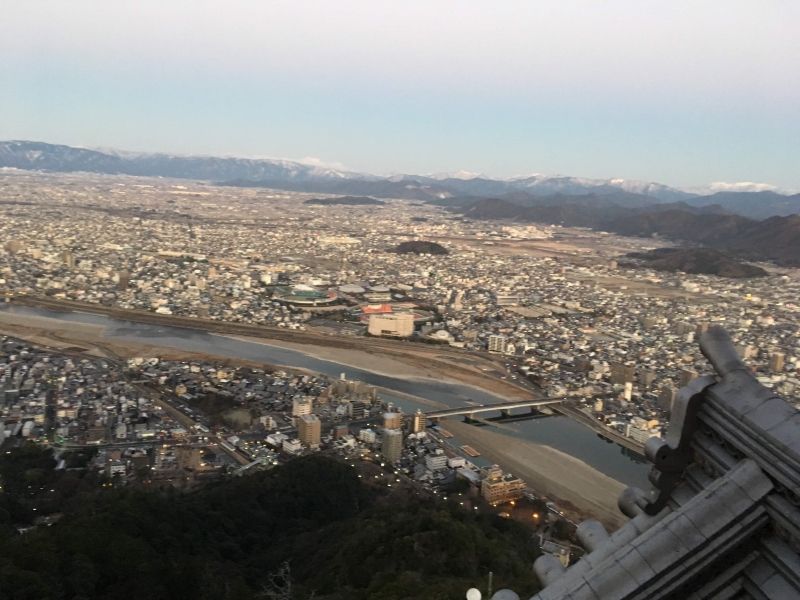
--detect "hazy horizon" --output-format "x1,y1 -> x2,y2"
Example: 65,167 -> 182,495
2,1 -> 799,190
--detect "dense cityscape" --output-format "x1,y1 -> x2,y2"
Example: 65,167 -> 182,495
2,2 -> 798,597
1,168 -> 799,597
2,171 -> 798,438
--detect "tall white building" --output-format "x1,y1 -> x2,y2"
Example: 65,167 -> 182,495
488,334 -> 507,354
411,409 -> 426,433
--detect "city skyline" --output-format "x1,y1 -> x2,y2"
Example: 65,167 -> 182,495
2,1 -> 799,190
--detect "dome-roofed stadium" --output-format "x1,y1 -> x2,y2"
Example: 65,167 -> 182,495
272,285 -> 340,306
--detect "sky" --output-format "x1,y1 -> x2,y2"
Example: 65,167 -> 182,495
1,1 -> 799,190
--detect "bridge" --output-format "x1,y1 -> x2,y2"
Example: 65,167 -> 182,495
425,398 -> 564,419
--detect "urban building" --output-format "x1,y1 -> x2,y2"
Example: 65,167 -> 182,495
425,452 -> 448,471
610,362 -> 635,385
770,351 -> 785,373
659,385 -> 677,413
411,409 -> 426,433
349,401 -> 369,419
495,293 -> 520,306
488,335 -> 507,354
381,428 -> 403,463
292,396 -> 312,417
282,438 -> 303,455
332,424 -> 349,439
359,428 -> 377,444
367,313 -> 414,338
383,411 -> 403,430
481,464 -> 526,505
297,414 -> 321,448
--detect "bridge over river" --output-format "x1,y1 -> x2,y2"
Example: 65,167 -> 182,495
425,397 -> 646,456
424,398 -> 564,419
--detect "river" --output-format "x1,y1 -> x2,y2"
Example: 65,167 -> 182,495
0,304 -> 650,488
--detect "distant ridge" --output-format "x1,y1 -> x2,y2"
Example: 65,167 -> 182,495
456,197 -> 800,266
623,247 -> 768,278
0,140 -> 366,184
2,140 -> 799,219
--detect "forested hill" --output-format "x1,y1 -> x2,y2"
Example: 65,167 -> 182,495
457,197 -> 800,266
0,447 -> 539,600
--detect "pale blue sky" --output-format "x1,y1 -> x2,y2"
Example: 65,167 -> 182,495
1,1 -> 798,189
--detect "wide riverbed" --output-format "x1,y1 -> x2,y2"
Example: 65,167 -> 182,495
0,304 -> 650,489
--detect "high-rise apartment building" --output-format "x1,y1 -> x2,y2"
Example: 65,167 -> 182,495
381,429 -> 403,464
292,396 -> 313,417
383,411 -> 403,430
297,414 -> 321,448
411,409 -> 426,433
488,335 -> 507,354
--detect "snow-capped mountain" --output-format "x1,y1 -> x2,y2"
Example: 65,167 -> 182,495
0,140 -> 370,183
427,170 -> 486,181
507,174 -> 693,202
1,140 -> 796,217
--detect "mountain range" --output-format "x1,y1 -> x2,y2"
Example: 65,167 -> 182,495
458,197 -> 800,266
2,140 -> 799,219
2,140 -> 799,265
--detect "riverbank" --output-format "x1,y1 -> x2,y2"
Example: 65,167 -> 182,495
0,302 -> 531,400
0,303 -> 643,528
444,419 -> 628,529
0,312 -> 292,371
227,334 -> 529,400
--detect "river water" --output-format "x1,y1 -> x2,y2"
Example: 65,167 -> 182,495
0,304 -> 650,487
